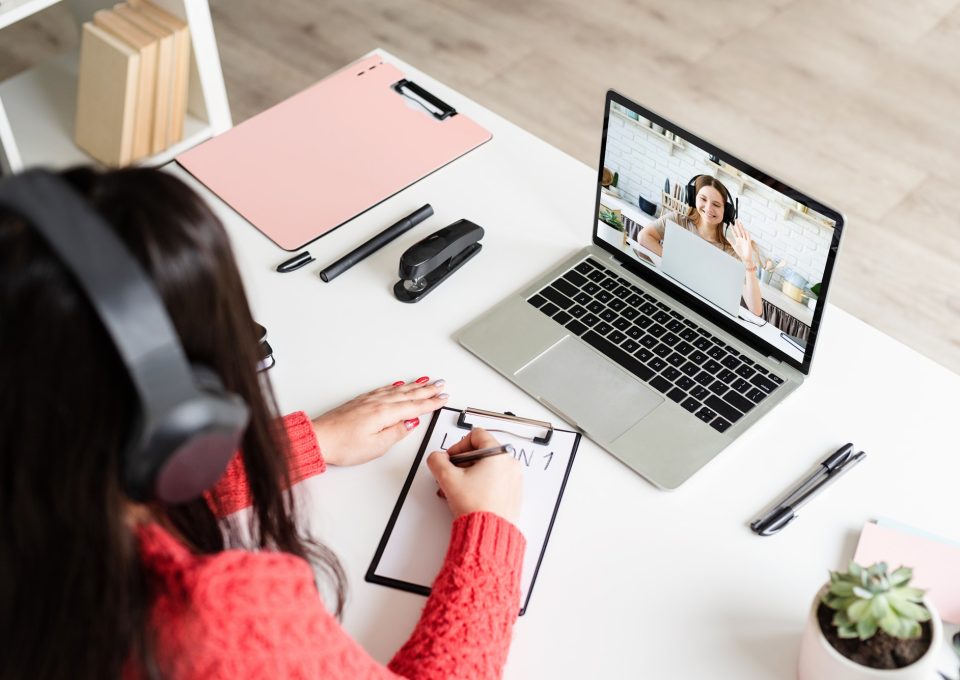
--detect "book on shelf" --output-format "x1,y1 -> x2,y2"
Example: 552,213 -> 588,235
92,9 -> 157,161
74,22 -> 140,167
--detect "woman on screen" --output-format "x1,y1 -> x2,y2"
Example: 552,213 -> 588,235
638,175 -> 763,316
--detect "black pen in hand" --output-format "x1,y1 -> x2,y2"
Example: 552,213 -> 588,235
448,444 -> 515,468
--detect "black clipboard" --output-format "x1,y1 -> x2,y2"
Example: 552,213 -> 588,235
365,406 -> 580,615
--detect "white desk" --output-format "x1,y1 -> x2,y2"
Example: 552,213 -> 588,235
168,50 -> 960,679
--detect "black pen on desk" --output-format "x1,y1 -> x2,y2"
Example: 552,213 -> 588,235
752,451 -> 867,536
449,444 -> 515,468
753,443 -> 853,524
319,204 -> 433,282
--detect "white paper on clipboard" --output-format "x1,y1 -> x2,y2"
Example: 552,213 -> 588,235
366,406 -> 580,615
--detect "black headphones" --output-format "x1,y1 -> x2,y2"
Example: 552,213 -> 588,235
0,170 -> 250,504
685,174 -> 737,226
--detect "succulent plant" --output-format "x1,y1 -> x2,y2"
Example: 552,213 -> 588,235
822,561 -> 930,641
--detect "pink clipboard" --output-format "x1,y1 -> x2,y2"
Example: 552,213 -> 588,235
176,55 -> 492,251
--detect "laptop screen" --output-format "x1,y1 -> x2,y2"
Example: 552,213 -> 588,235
593,91 -> 844,374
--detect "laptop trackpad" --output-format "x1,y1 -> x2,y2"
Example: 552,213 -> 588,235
515,336 -> 663,441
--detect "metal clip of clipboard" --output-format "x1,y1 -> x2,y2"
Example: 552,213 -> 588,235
392,79 -> 457,120
456,407 -> 553,445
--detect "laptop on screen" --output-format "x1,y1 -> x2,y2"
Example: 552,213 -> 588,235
459,90 -> 844,489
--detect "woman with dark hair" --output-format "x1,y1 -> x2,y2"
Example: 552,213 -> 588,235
0,166 -> 524,679
638,174 -> 763,316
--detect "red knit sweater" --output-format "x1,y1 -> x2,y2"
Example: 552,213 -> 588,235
135,412 -> 526,679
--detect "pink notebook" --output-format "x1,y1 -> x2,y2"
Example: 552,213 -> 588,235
177,55 -> 492,251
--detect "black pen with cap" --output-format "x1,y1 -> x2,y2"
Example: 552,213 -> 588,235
751,444 -> 866,536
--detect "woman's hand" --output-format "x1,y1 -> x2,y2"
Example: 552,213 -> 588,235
427,428 -> 523,524
312,378 -> 448,467
730,219 -> 755,265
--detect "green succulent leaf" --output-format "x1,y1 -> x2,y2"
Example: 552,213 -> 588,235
889,567 -> 912,587
848,599 -> 871,622
823,562 -> 928,640
856,617 -> 878,640
889,598 -> 930,622
853,586 -> 873,599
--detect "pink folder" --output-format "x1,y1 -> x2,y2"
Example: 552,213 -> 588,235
176,55 -> 492,251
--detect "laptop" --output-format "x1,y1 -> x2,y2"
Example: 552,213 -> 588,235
458,90 -> 845,489
661,220 -> 745,318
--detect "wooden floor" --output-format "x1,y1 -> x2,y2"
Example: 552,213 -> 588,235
5,0 -> 959,374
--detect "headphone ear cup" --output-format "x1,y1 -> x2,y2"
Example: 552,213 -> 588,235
191,363 -> 226,394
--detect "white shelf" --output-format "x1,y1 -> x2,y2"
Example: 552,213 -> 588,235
611,109 -> 686,154
0,50 -> 213,169
0,0 -> 62,30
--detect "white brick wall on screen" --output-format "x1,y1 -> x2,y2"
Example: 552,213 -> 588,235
604,110 -> 833,290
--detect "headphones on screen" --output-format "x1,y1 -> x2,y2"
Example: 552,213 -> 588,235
685,174 -> 737,226
0,170 -> 250,504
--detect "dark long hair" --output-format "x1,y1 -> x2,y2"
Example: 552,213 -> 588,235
0,167 -> 345,680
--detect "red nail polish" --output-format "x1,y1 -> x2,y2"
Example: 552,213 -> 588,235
391,381 -> 405,387
415,376 -> 429,384
405,418 -> 420,430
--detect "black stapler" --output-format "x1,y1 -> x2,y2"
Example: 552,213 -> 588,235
394,219 -> 484,303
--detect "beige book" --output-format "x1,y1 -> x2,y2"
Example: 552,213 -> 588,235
128,0 -> 190,144
74,22 -> 140,167
113,3 -> 174,154
92,9 -> 158,161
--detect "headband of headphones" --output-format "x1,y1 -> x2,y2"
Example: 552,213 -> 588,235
0,170 -> 249,503
685,174 -> 737,225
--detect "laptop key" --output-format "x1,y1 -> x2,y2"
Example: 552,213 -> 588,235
587,301 -> 604,314
561,269 -> 587,290
595,321 -> 613,336
703,359 -> 723,374
693,337 -> 711,351
613,285 -> 631,299
554,311 -> 572,325
740,356 -> 755,367
750,374 -> 777,394
626,326 -> 643,339
582,331 -> 654,382
635,316 -> 653,329
653,343 -> 672,358
746,388 -> 767,403
705,395 -> 742,424
621,307 -> 640,321
653,310 -> 670,324
580,313 -> 600,327
753,364 -> 769,376
640,302 -> 657,315
710,417 -> 731,433
666,352 -> 685,367
674,341 -> 694,355
542,287 -> 574,309
770,374 -> 784,385
574,291 -> 591,305
600,278 -> 618,291
688,351 -> 708,365
528,294 -> 547,308
667,388 -> 686,403
707,346 -> 726,360
650,375 -> 672,393
587,270 -> 605,283
600,309 -> 617,323
735,364 -> 756,379
661,332 -> 680,346
574,261 -> 594,275
681,397 -> 701,413
627,294 -> 644,307
655,301 -> 669,311
648,324 -> 666,338
608,330 -> 627,345
680,328 -> 698,342
583,282 -> 601,296
718,369 -> 737,383
724,390 -> 754,414
540,302 -> 559,317
613,317 -> 631,331
677,376 -> 695,391
662,366 -> 682,382
565,319 -> 588,336
709,380 -> 729,396
691,386 -> 710,401
596,290 -> 613,303
622,339 -> 640,354
635,347 -> 653,363
568,305 -> 587,319
694,371 -> 714,386
666,319 -> 684,333
553,278 -> 579,297
695,407 -> 718,424
609,299 -> 627,312
732,377 -> 751,393
648,357 -> 667,372
680,362 -> 700,377
639,334 -> 658,348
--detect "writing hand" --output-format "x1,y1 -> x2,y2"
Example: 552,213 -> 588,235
312,378 -> 448,466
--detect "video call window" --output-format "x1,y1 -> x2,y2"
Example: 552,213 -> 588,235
597,101 -> 836,363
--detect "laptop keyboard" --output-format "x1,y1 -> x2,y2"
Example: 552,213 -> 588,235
527,258 -> 784,433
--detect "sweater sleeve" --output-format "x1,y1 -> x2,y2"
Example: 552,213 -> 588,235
387,511 -> 526,680
205,411 -> 325,518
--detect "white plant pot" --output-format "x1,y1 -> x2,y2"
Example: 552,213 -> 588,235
798,586 -> 943,680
